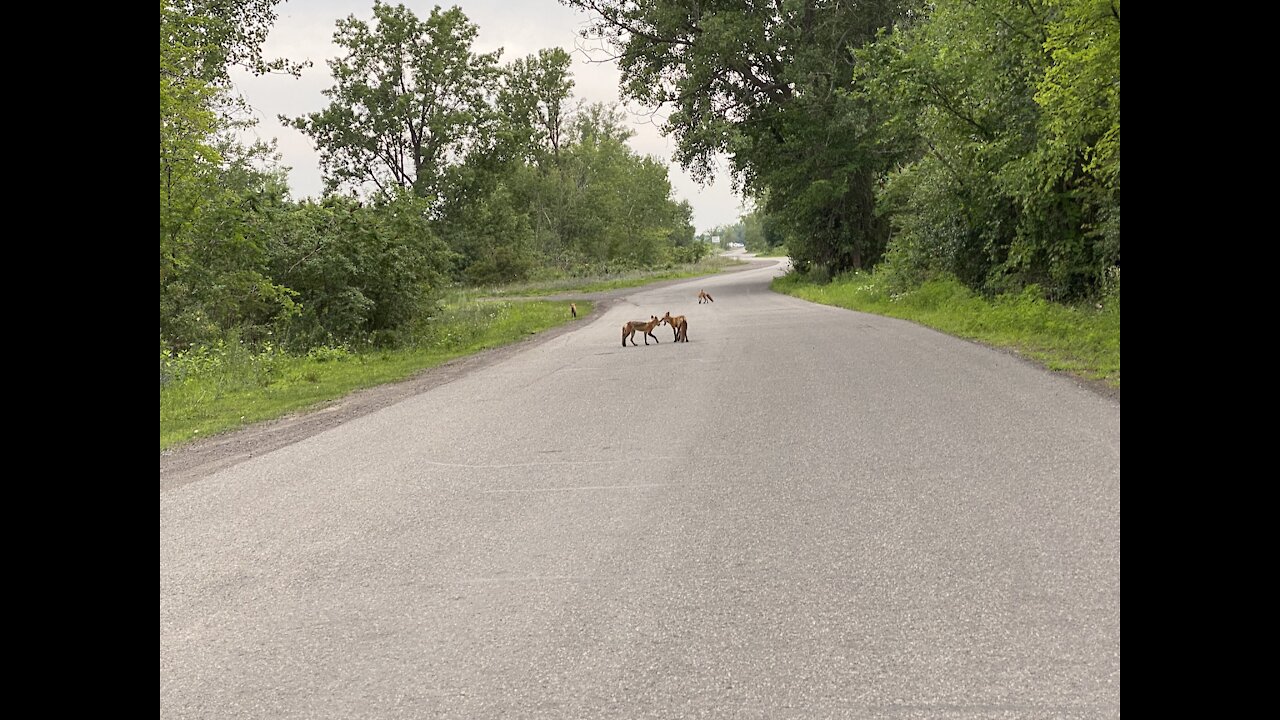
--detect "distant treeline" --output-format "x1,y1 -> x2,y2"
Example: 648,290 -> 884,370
161,1 -> 704,353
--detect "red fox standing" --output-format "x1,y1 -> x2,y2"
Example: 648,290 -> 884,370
622,315 -> 662,347
661,312 -> 688,343
698,290 -> 714,304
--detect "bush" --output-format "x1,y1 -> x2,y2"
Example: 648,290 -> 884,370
159,335 -> 286,390
669,242 -> 712,265
267,195 -> 451,350
805,264 -> 832,285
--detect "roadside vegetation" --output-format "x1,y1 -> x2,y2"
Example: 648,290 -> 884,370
569,0 -> 1120,340
161,1 -> 733,450
570,0 -> 1119,390
161,298 -> 592,450
774,269 -> 1119,388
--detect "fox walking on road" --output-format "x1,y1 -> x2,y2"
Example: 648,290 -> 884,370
623,316 -> 662,347
698,290 -> 714,304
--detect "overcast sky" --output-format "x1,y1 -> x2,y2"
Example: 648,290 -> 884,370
228,0 -> 749,234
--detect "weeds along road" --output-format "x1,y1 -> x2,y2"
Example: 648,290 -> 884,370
160,257 -> 1120,719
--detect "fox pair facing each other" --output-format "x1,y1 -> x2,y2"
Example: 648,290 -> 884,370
622,313 -> 689,346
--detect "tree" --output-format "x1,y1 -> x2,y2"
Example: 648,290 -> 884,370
561,0 -> 917,273
432,48 -> 580,284
499,48 -> 575,161
162,0 -> 306,85
161,0 -> 304,349
859,0 -> 1119,299
739,206 -> 786,254
1035,0 -> 1120,278
160,137 -> 301,349
264,194 -> 453,348
284,2 -> 502,204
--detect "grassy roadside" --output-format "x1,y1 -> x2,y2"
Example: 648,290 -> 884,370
161,253 -> 748,452
772,272 -> 1119,389
160,300 -> 591,451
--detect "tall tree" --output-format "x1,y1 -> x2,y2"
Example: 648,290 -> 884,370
860,0 -> 1119,298
284,2 -> 502,204
561,0 -> 916,273
432,49 -> 576,284
500,48 -> 575,161
161,0 -> 303,348
162,0 -> 306,87
1035,0 -> 1120,276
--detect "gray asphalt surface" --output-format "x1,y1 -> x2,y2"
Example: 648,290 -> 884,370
160,258 -> 1120,719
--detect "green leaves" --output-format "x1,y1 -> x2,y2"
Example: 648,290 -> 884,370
163,0 -> 706,363
858,0 -> 1119,300
563,0 -> 1119,300
564,0 -> 915,273
161,0 -> 304,349
264,195 -> 453,350
285,2 -> 501,204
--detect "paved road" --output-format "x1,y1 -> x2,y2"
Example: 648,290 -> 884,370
160,258 -> 1120,719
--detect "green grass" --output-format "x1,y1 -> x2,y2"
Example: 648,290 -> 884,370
161,254 -> 753,452
472,255 -> 746,297
773,272 -> 1119,388
160,300 -> 591,451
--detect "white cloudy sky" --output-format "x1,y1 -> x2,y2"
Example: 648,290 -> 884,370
228,0 -> 749,234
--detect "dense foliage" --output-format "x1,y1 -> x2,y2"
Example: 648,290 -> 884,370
563,0 -> 1120,301
163,0 -> 1118,359
160,0 -> 702,355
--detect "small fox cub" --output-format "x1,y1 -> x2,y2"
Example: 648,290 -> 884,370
623,316 -> 662,346
698,290 -> 714,304
661,312 -> 688,342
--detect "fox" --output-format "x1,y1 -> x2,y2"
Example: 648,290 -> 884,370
570,302 -> 577,318
661,312 -> 688,343
622,315 -> 662,347
698,290 -> 714,304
